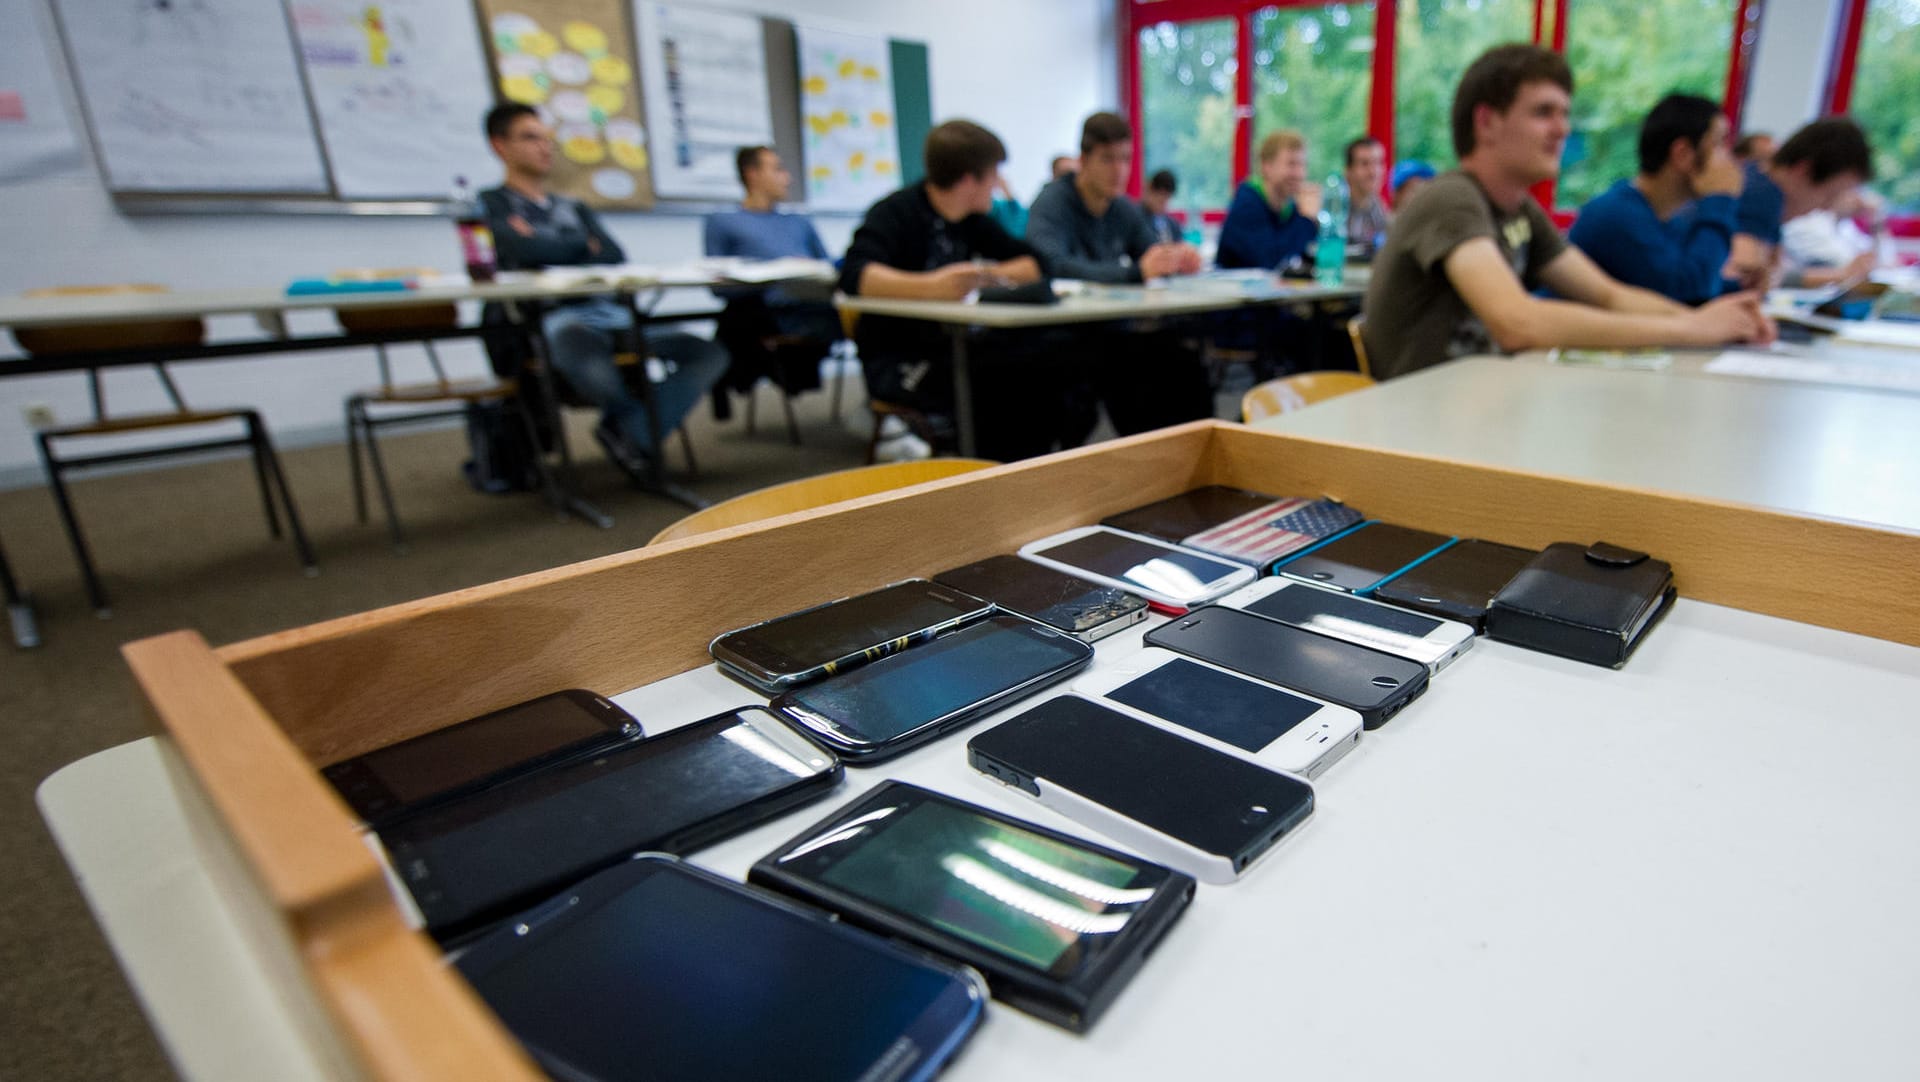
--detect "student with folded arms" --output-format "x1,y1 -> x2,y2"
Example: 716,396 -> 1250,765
1360,44 -> 1773,381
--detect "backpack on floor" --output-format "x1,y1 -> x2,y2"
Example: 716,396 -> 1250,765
461,400 -> 543,494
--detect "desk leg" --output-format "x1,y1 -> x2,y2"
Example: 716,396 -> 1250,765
521,320 -> 614,530
1,538 -> 40,649
622,294 -> 710,514
952,328 -> 977,459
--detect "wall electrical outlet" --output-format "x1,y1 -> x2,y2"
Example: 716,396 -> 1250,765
23,404 -> 56,429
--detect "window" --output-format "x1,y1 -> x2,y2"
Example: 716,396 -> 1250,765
1557,0 -> 1738,207
1251,3 -> 1375,184
1393,0 -> 1533,174
1849,0 -> 1920,213
1136,18 -> 1240,213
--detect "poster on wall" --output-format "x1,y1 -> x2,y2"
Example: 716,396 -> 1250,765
475,0 -> 654,209
0,2 -> 85,184
633,2 -> 772,200
795,25 -> 899,212
288,0 -> 500,199
53,0 -> 329,193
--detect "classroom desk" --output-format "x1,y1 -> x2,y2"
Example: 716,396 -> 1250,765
39,594 -> 1920,1081
1253,355 -> 1920,533
837,278 -> 1366,455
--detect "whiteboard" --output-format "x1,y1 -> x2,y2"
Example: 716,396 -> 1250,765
0,1 -> 86,183
53,0 -> 329,193
633,1 -> 773,200
287,0 -> 499,199
795,25 -> 900,212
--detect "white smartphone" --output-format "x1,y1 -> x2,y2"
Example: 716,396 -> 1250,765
1073,649 -> 1362,780
1017,525 -> 1256,613
1213,577 -> 1476,675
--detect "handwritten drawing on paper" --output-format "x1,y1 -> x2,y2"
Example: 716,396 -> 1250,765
796,26 -> 897,212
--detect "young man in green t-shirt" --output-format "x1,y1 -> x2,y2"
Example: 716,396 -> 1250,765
1361,44 -> 1774,380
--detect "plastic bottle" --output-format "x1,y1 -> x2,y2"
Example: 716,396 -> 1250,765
1315,173 -> 1348,286
451,176 -> 497,282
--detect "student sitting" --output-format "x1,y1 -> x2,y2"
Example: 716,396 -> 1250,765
1027,112 -> 1211,435
480,104 -> 726,483
1360,44 -> 1773,381
1217,130 -> 1321,272
840,120 -> 1084,461
1345,136 -> 1392,260
1391,160 -> 1436,209
1781,189 -> 1886,286
703,146 -> 839,418
1726,118 -> 1875,290
1568,93 -> 1743,305
1141,169 -> 1183,244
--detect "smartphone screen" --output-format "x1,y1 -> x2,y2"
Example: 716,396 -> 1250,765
935,555 -> 1145,637
1375,540 -> 1536,627
457,857 -> 982,1082
770,785 -> 1175,981
1276,522 -> 1455,592
322,690 -> 637,823
380,707 -> 839,937
775,615 -> 1092,753
1028,529 -> 1248,598
1101,486 -> 1284,542
712,580 -> 990,685
1240,583 -> 1449,661
1105,657 -> 1324,754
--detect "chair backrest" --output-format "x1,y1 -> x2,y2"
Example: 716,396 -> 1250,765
1240,371 -> 1376,423
1346,316 -> 1373,378
837,305 -> 860,340
649,458 -> 997,545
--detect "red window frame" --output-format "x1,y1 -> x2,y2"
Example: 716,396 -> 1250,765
1120,0 -> 1759,215
1822,0 -> 1920,237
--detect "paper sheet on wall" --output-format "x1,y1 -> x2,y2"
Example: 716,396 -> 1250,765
633,2 -> 772,200
287,0 -> 499,199
475,0 -> 654,209
0,2 -> 86,183
1704,349 -> 1920,395
53,0 -> 328,193
795,26 -> 899,212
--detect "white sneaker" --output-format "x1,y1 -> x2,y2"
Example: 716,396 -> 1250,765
873,431 -> 932,462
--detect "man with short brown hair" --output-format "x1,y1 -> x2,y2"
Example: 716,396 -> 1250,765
1217,130 -> 1321,271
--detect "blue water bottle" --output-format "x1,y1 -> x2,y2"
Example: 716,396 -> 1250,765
1315,173 -> 1348,286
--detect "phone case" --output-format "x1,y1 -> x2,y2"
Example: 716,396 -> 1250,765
1144,605 -> 1429,729
1180,498 -> 1365,568
709,579 -> 993,693
749,782 -> 1195,1033
1215,578 -> 1477,675
933,555 -> 1148,642
1271,521 -> 1457,594
1373,539 -> 1538,632
1017,527 -> 1257,610
1486,541 -> 1677,668
968,696 -> 1315,885
1100,485 -> 1288,543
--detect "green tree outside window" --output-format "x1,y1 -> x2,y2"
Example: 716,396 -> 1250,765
1852,0 -> 1920,213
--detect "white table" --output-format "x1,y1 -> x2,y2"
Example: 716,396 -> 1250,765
40,596 -> 1920,1080
1257,356 -> 1920,533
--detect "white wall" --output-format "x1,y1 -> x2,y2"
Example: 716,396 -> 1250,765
0,0 -> 1116,484
1742,0 -> 1844,139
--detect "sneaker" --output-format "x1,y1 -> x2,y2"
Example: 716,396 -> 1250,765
873,431 -> 933,462
593,419 -> 656,485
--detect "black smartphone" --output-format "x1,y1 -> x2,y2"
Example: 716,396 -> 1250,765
934,554 -> 1148,642
454,855 -> 987,1082
709,579 -> 994,694
1373,539 -> 1539,631
1100,485 -> 1284,542
376,706 -> 841,940
751,781 -> 1194,1032
1272,521 -> 1457,594
320,689 -> 640,827
771,614 -> 1093,763
1144,605 -> 1428,729
968,695 -> 1316,885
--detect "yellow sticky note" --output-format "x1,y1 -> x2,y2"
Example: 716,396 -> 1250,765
849,151 -> 866,169
563,135 -> 605,164
501,74 -> 546,104
875,159 -> 895,175
562,21 -> 606,54
838,58 -> 857,78
587,85 -> 624,114
609,141 -> 648,171
804,75 -> 828,96
869,111 -> 890,128
591,55 -> 630,85
811,165 -> 832,181
860,65 -> 879,80
521,30 -> 558,58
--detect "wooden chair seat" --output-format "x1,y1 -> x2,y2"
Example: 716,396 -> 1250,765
1241,371 -> 1376,422
650,458 -> 998,545
352,378 -> 517,405
336,303 -> 460,335
15,284 -> 206,356
40,408 -> 253,438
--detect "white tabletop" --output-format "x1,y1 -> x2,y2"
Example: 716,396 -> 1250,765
1256,356 -> 1920,534
40,598 -> 1920,1080
837,278 -> 1364,329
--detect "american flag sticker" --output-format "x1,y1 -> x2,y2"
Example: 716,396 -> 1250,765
1183,499 -> 1363,565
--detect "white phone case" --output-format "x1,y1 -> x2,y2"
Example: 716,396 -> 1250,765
1214,577 -> 1476,674
1016,526 -> 1257,611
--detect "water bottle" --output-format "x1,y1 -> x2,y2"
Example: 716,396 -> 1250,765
451,175 -> 497,282
1315,173 -> 1348,286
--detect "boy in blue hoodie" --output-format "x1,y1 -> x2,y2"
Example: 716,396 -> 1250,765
1217,130 -> 1322,272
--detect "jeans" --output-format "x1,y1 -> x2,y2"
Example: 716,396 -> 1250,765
542,299 -> 728,452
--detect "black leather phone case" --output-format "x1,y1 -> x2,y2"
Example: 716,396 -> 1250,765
1486,542 -> 1677,668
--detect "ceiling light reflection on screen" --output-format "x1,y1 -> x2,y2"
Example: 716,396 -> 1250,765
718,723 -> 821,779
1127,557 -> 1209,597
943,855 -> 1133,936
1303,612 -> 1414,651
978,839 -> 1155,907
778,807 -> 899,862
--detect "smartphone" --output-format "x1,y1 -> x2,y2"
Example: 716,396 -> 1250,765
709,579 -> 993,693
320,689 -> 641,827
1214,578 -> 1476,675
750,781 -> 1195,1032
1272,521 -> 1457,594
454,855 -> 986,1082
1100,485 -> 1286,542
1073,649 -> 1362,780
1017,525 -> 1256,614
375,706 -> 841,939
772,614 -> 1093,763
1144,605 -> 1428,730
969,695 -> 1316,884
1373,539 -> 1538,632
934,554 -> 1148,643
1180,497 -> 1365,569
